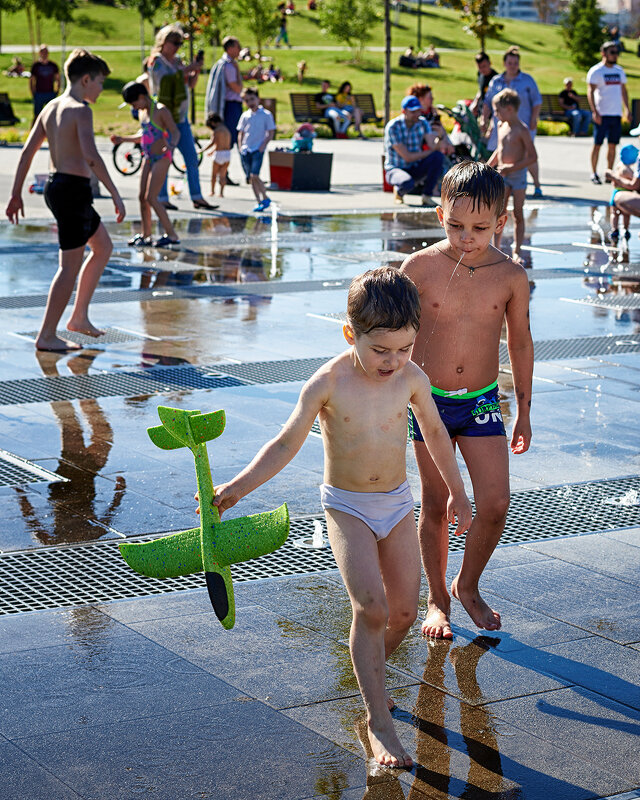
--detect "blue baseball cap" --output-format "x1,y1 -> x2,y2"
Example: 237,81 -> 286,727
620,144 -> 639,165
401,95 -> 422,111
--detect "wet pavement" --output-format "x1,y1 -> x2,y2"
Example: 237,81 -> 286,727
1,138 -> 640,798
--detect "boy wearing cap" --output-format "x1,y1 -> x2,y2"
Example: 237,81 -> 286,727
383,95 -> 445,206
607,143 -> 639,242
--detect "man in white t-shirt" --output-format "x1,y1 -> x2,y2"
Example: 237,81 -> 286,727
587,41 -> 630,184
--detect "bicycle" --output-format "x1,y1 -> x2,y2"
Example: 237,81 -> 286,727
112,136 -> 204,176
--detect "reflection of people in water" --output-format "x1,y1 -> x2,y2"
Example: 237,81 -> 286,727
14,350 -> 125,545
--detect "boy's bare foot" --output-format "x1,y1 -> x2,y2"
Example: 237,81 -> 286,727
368,719 -> 413,769
511,251 -> 525,266
421,600 -> 453,639
35,335 -> 82,352
66,320 -> 105,337
450,577 -> 501,631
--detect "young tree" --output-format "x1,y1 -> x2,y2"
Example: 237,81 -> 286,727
228,0 -> 279,57
440,0 -> 503,51
318,0 -> 380,62
560,0 -> 602,70
121,0 -> 164,65
533,0 -> 559,24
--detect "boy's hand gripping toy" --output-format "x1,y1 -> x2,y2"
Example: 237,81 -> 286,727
118,406 -> 289,629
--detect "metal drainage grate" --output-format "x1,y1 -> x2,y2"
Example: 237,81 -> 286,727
563,295 -> 640,310
217,357 -> 330,385
0,450 -> 67,488
17,327 -> 146,345
528,334 -> 640,360
0,475 -> 639,615
0,368 -> 245,406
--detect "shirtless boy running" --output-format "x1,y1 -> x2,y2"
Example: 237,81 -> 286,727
487,88 -> 537,264
5,48 -> 125,351
401,161 -> 533,640
209,267 -> 472,767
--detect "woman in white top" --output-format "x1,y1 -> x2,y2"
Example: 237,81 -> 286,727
147,24 -> 215,210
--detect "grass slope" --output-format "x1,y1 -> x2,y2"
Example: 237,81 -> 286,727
0,0 -> 638,137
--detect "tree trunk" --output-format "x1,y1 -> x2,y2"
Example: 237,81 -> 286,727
384,0 -> 391,124
25,3 -> 35,61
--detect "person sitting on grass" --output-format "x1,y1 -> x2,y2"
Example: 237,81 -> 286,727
111,81 -> 181,248
201,266 -> 472,767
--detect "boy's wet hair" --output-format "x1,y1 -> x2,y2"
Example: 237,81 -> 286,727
441,161 -> 505,217
206,112 -> 223,128
121,81 -> 148,104
65,48 -> 110,83
347,267 -> 420,336
493,87 -> 520,111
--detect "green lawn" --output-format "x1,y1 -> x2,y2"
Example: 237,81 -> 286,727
1,0 -> 638,138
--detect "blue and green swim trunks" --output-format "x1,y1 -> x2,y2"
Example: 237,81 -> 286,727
408,381 -> 506,440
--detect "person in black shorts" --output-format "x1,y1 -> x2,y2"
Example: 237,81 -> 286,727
5,49 -> 125,351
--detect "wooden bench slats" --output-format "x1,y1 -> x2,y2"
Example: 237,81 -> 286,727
289,92 -> 382,133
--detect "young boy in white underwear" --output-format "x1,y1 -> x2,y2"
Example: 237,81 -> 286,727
203,112 -> 231,197
209,267 -> 472,768
5,48 -> 126,351
400,161 -> 533,640
487,88 -> 537,264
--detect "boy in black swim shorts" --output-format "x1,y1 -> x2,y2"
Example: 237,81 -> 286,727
401,161 -> 533,640
6,48 -> 125,351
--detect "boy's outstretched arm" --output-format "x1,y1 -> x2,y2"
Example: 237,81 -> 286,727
6,116 -> 47,223
76,105 -> 126,223
505,269 -> 534,454
213,373 -> 329,516
410,368 -> 472,535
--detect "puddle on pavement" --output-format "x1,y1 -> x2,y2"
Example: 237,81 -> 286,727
1,204 -> 640,551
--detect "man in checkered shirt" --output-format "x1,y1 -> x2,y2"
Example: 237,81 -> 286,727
384,95 -> 446,205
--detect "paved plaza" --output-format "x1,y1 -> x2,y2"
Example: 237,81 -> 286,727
0,135 -> 639,799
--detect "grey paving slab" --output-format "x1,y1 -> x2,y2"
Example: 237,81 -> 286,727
480,559 -> 640,645
387,630 -> 569,706
603,527 -> 640,548
99,587 -> 211,624
522,532 -> 640,587
489,686 -> 640,787
0,619 -> 240,739
284,684 -> 627,800
13,701 -> 366,800
0,605 -> 120,654
129,604 -> 418,710
0,740 -> 82,800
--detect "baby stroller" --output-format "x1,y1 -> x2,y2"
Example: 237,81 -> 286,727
437,100 -> 490,163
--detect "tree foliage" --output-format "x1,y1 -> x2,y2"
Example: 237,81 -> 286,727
560,0 -> 602,70
439,0 -> 503,51
318,0 -> 380,61
227,0 -> 279,56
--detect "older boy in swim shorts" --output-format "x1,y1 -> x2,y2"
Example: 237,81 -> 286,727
209,267 -> 472,768
401,161 -> 533,640
487,88 -> 537,264
6,48 -> 125,351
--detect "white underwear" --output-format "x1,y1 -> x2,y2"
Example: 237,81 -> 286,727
320,480 -> 414,541
214,150 -> 230,164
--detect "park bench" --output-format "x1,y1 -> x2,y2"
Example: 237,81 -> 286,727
538,93 -> 585,124
290,92 -> 382,134
0,92 -> 20,126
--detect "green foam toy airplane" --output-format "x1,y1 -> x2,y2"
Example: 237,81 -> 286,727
118,406 -> 289,629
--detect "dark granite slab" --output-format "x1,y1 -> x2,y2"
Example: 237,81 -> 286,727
522,531 -> 640,587
0,620 -> 240,739
0,739 -> 82,800
480,559 -> 640,645
285,684 -> 627,800
489,686 -> 640,787
130,604 -> 419,709
12,700 -> 366,800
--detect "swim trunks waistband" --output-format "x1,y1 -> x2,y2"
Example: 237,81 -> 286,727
48,172 -> 91,185
431,380 -> 498,400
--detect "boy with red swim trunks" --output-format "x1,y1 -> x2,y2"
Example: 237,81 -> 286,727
6,48 -> 125,351
401,161 -> 534,640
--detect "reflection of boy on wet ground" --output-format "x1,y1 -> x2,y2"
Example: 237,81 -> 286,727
487,89 -> 537,265
5,48 -> 125,352
400,161 -> 533,640
207,267 -> 472,768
